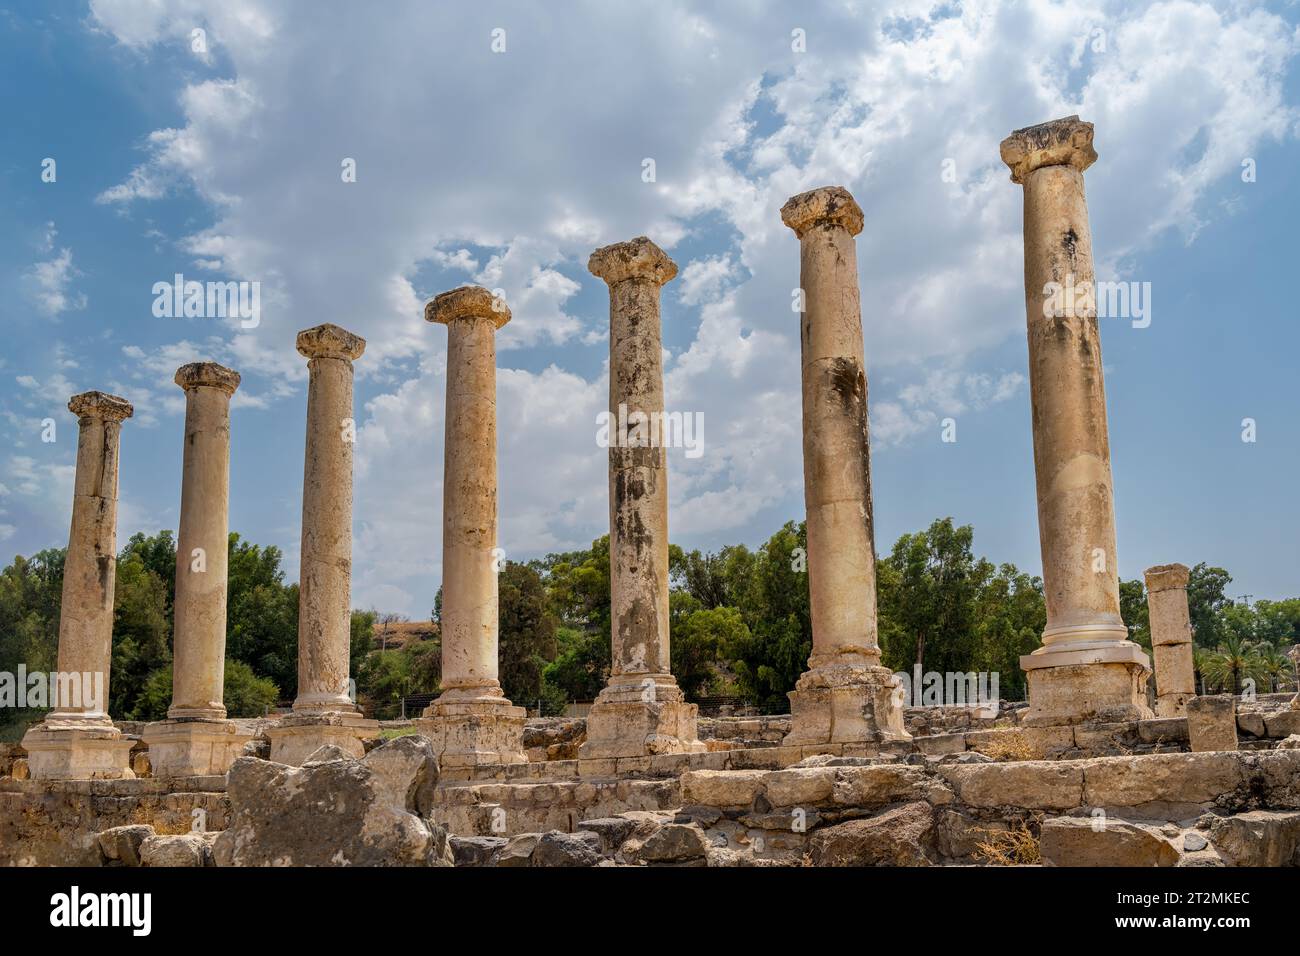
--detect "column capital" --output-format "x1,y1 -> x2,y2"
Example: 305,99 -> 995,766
68,391 -> 133,423
1144,563 -> 1190,593
424,285 -> 510,328
780,186 -> 863,239
296,323 -> 366,361
588,237 -> 677,286
175,361 -> 241,396
1000,115 -> 1097,185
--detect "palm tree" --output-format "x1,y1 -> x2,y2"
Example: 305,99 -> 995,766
1200,634 -> 1266,696
1254,644 -> 1294,694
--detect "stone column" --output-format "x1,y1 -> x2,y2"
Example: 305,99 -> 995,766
268,324 -> 378,764
22,392 -> 137,779
578,237 -> 703,761
415,286 -> 525,766
143,363 -> 251,775
779,186 -> 908,749
1144,564 -> 1196,718
1001,116 -> 1152,725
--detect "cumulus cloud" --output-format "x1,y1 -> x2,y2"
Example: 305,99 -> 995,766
81,0 -> 1299,612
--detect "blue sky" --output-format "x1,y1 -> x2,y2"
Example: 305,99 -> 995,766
1,0 -> 1297,617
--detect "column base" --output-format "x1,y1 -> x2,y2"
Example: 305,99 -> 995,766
415,694 -> 526,768
267,712 -> 379,766
142,718 -> 253,777
578,676 -> 705,760
783,661 -> 910,748
20,720 -> 136,781
1020,641 -> 1153,725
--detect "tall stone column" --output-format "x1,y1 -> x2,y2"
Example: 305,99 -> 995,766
268,324 -> 378,764
578,237 -> 703,761
415,286 -> 525,767
144,363 -> 251,776
1144,564 -> 1195,718
22,392 -> 137,779
1001,116 -> 1152,724
779,187 -> 908,748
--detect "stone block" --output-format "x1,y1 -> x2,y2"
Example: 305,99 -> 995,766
1082,752 -> 1244,807
1186,695 -> 1237,752
680,769 -> 766,808
941,761 -> 1084,810
1040,817 -> 1179,867
809,802 -> 937,866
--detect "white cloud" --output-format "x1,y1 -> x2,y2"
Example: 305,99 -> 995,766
82,0 -> 1299,613
25,233 -> 87,317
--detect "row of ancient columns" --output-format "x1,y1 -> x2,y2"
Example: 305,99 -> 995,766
27,114 -> 1199,780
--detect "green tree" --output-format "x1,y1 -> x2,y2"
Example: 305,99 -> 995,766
877,518 -> 981,676
1187,563 -> 1232,647
1118,578 -> 1151,649
498,561 -> 558,707
110,551 -> 172,717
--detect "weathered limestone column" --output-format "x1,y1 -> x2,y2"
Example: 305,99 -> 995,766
143,363 -> 251,775
1144,564 -> 1196,718
779,187 -> 908,748
1001,116 -> 1152,724
268,324 -> 378,764
415,286 -> 525,766
578,237 -> 703,761
22,392 -> 137,779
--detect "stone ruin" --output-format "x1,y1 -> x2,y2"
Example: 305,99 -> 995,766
3,116 -> 1298,868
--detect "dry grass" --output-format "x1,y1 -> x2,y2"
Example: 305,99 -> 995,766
973,817 -> 1041,866
977,733 -> 1040,762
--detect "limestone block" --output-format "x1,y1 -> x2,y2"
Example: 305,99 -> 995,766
763,768 -> 835,808
416,699 -> 526,768
680,769 -> 766,808
212,736 -> 452,866
1186,695 -> 1238,752
809,802 -> 937,866
98,824 -> 155,867
832,764 -> 950,808
531,831 -> 602,867
266,712 -> 378,766
141,719 -> 252,777
1081,752 -> 1245,807
1207,811 -> 1300,867
20,726 -> 135,781
633,824 -> 708,865
449,835 -> 505,866
141,833 -> 212,867
1264,710 -> 1300,739
1039,817 -> 1179,867
941,761 -> 1084,810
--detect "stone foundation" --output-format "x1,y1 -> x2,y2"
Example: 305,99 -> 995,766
266,712 -> 378,766
1020,658 -> 1153,726
20,724 -> 136,781
784,664 -> 910,747
416,699 -> 527,768
141,719 -> 253,777
579,684 -> 706,760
